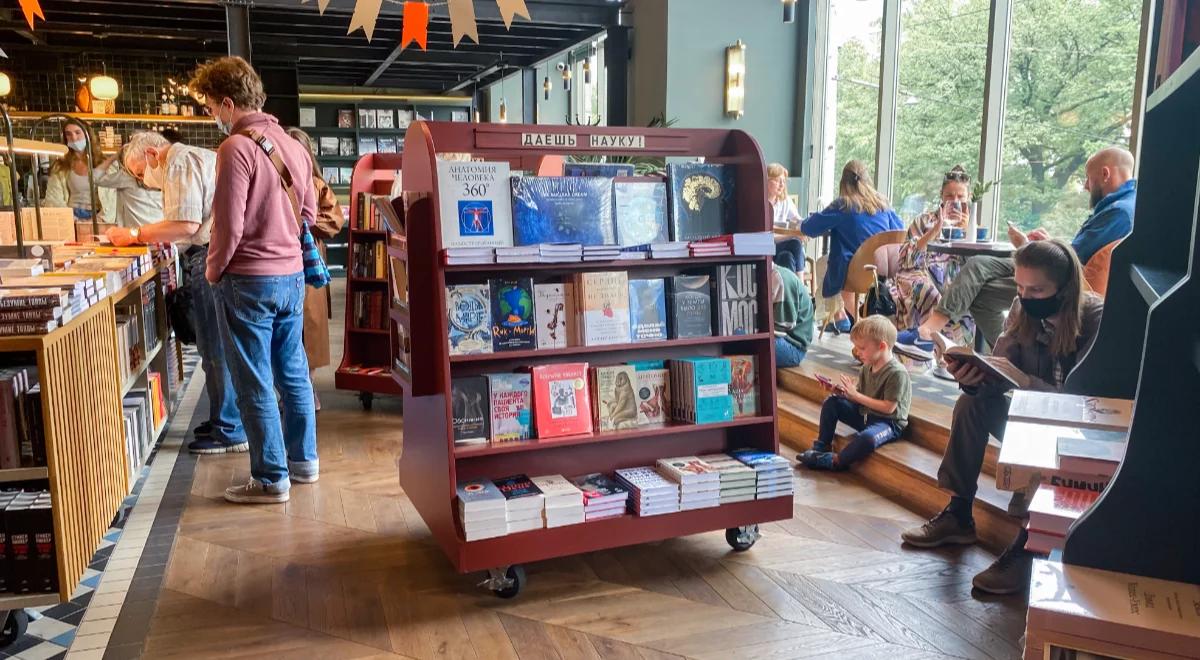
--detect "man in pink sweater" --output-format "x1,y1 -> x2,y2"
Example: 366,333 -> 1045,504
191,56 -> 319,505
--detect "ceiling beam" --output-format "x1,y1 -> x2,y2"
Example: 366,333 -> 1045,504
153,0 -> 621,26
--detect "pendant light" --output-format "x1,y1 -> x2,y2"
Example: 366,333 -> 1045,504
498,71 -> 508,123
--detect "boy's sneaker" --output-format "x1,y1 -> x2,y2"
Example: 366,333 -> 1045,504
188,437 -> 249,455
812,439 -> 832,453
972,542 -> 1034,595
895,328 -> 935,360
823,318 -> 853,334
900,508 -> 977,548
798,450 -> 838,471
193,421 -> 213,438
224,478 -> 289,504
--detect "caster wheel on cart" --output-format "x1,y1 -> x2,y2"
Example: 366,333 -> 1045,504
485,565 -> 526,599
1,610 -> 28,648
359,392 -> 374,411
726,525 -> 760,552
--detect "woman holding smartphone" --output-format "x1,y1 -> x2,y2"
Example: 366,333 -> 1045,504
890,166 -> 976,376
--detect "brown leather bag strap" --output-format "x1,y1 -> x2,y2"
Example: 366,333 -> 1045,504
238,129 -> 304,231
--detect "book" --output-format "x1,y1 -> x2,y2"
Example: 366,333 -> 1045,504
562,163 -> 635,177
0,289 -> 68,310
569,473 -> 630,507
530,362 -> 593,438
358,108 -> 376,129
714,264 -> 758,335
339,167 -> 353,187
635,368 -> 670,426
486,373 -> 532,443
446,284 -> 493,355
339,137 -> 355,157
376,109 -> 395,129
591,365 -> 639,432
994,421 -> 1114,493
436,160 -> 514,249
676,357 -> 734,424
493,474 -> 544,512
1027,485 -> 1101,536
321,167 -> 339,185
614,181 -> 669,246
357,137 -> 378,155
667,162 -> 735,241
451,376 -> 489,446
530,475 -> 584,507
656,456 -> 720,486
511,176 -> 616,246
337,109 -> 354,128
1056,431 -> 1127,477
319,136 -> 339,156
299,106 -> 316,127
456,479 -> 507,515
489,278 -> 536,351
377,137 -> 398,153
728,355 -> 758,417
669,275 -> 713,339
614,467 -> 680,497
1024,529 -> 1064,555
397,109 -> 414,128
1008,391 -> 1133,432
534,283 -> 571,350
628,279 -> 668,342
573,271 -> 631,346
932,332 -> 1029,389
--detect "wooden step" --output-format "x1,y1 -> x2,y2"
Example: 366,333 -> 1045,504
778,362 -> 1001,477
778,389 -> 1020,553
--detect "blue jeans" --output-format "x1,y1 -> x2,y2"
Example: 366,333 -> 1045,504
776,336 -> 807,368
187,248 -> 245,444
214,273 -> 317,492
818,395 -> 902,467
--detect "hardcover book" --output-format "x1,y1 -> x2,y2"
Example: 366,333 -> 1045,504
376,109 -> 395,129
615,467 -> 679,496
321,167 -> 339,185
1008,392 -> 1133,432
614,181 -> 669,246
655,456 -> 720,485
529,475 -> 583,505
628,279 -> 668,342
1027,485 -> 1101,536
451,376 -> 489,446
530,362 -> 592,438
339,137 -> 355,157
678,357 -> 734,424
591,365 -> 639,432
1056,429 -> 1127,477
728,355 -> 758,418
669,275 -> 713,339
358,108 -> 376,128
357,137 -> 378,155
337,109 -> 354,128
436,160 -> 514,249
562,163 -> 635,177
573,271 -> 630,346
715,264 -> 758,335
534,283 -> 571,350
667,162 -> 735,241
635,368 -> 670,426
486,373 -> 532,443
493,474 -> 544,512
489,278 -> 536,351
995,421 -> 1113,493
569,473 -> 629,506
445,284 -> 492,355
456,479 -> 506,514
511,176 -> 615,246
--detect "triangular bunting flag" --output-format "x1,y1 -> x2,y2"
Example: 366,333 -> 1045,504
401,2 -> 429,51
299,0 -> 332,14
18,0 -> 45,30
348,0 -> 384,42
447,0 -> 479,46
496,0 -> 530,29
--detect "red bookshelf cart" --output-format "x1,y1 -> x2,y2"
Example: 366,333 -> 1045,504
335,152 -> 404,409
394,121 -> 788,597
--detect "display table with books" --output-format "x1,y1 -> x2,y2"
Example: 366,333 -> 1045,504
394,122 -> 791,598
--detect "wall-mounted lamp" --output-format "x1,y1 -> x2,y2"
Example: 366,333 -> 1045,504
782,0 -> 797,23
725,40 -> 746,118
0,73 -> 11,99
76,74 -> 120,113
543,75 -> 551,101
558,62 -> 572,91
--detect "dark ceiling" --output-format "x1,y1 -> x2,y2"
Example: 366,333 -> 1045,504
0,0 -> 622,91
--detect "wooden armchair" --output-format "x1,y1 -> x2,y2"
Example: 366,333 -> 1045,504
818,229 -> 907,339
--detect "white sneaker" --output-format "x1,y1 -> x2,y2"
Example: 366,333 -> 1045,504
932,365 -> 956,381
224,478 -> 289,504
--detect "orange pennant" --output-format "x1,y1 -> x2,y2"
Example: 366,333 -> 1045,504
18,0 -> 45,30
401,2 -> 429,51
495,0 -> 530,29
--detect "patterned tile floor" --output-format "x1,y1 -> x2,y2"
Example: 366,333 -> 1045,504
0,347 -> 200,660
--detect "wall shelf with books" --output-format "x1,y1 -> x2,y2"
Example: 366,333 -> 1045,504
394,121 -> 787,597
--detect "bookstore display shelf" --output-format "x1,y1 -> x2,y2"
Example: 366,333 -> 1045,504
450,333 -> 772,365
454,416 -> 775,459
0,467 -> 50,483
119,341 -> 163,398
443,255 -> 765,274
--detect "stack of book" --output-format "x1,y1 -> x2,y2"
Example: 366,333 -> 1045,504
531,474 -> 585,528
1025,484 -> 1101,554
689,239 -> 732,257
1,490 -> 57,594
731,448 -> 793,498
456,479 -> 508,541
582,245 -> 621,261
0,366 -> 44,469
0,258 -> 45,280
441,248 -> 495,265
670,357 -> 735,424
645,242 -> 690,259
698,453 -> 757,503
694,232 -> 777,256
0,288 -> 68,336
496,474 -> 545,534
615,466 -> 680,516
496,244 -> 582,263
656,456 -> 720,510
570,473 -> 629,521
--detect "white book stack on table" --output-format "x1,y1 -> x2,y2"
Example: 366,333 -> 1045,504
456,479 -> 508,541
698,453 -> 758,504
656,456 -> 721,510
730,449 -> 794,499
569,473 -> 631,521
615,467 -> 680,516
531,474 -> 585,528
442,247 -> 495,265
495,475 -> 546,534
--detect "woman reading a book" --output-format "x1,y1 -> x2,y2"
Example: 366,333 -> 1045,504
800,160 -> 903,333
900,239 -> 1104,596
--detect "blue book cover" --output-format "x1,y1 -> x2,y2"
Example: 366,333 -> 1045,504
687,357 -> 734,424
563,163 -> 635,177
446,284 -> 493,355
628,279 -> 668,342
614,182 -> 669,246
667,163 -> 736,241
627,360 -> 666,371
489,278 -> 536,351
511,176 -> 616,246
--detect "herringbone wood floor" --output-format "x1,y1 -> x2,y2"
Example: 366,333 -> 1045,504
140,283 -> 1027,659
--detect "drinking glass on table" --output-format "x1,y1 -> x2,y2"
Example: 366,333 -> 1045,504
940,200 -> 968,240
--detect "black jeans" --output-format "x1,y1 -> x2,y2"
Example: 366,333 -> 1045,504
818,396 -> 903,467
937,390 -> 1009,501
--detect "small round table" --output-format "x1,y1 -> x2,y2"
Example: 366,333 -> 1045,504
927,241 -> 1016,258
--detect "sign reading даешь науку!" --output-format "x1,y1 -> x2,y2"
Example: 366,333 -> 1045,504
517,133 -> 649,150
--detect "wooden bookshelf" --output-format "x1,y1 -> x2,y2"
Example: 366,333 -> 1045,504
393,121 -> 786,597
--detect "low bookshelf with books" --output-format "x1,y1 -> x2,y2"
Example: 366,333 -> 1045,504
395,121 -> 787,598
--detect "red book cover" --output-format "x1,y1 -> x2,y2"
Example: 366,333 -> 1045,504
531,362 -> 593,439
1027,485 -> 1101,536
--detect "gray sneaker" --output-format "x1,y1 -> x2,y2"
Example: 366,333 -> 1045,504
224,478 -> 289,504
291,472 -> 319,484
901,509 -> 977,548
972,543 -> 1033,595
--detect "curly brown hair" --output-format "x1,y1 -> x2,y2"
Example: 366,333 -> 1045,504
189,56 -> 266,111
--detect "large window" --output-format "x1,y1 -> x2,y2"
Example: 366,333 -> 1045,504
892,0 -> 988,221
999,0 -> 1142,237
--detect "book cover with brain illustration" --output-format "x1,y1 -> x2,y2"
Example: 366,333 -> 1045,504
668,163 -> 735,242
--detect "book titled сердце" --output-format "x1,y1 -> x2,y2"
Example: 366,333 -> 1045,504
573,271 -> 630,346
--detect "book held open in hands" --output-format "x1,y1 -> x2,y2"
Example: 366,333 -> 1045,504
932,332 -> 1029,389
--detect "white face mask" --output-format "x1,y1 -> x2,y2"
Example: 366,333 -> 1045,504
214,104 -> 234,136
141,151 -> 166,190
67,140 -> 87,153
